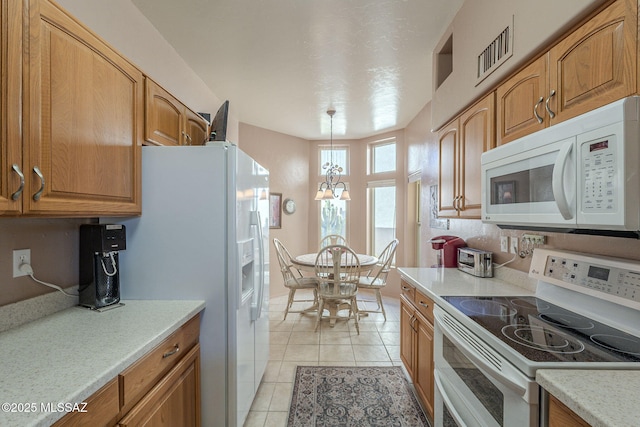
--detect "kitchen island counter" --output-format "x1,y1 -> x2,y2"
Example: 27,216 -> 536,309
537,369 -> 640,427
0,299 -> 205,427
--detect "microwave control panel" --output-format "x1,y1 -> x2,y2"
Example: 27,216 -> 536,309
543,255 -> 639,304
581,137 -> 617,213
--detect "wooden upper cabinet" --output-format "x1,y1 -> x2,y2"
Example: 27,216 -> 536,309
438,92 -> 494,219
458,92 -> 494,218
437,122 -> 458,218
496,0 -> 637,146
0,0 -> 22,215
145,78 -> 209,146
548,0 -> 636,125
145,79 -> 184,146
185,108 -> 210,146
25,0 -> 142,216
496,56 -> 548,146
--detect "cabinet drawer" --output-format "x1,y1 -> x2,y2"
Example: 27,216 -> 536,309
119,344 -> 201,427
414,290 -> 434,324
400,280 -> 415,302
119,315 -> 200,411
53,377 -> 119,427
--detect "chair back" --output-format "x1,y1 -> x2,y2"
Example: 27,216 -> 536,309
319,234 -> 348,250
273,238 -> 302,284
315,245 -> 360,296
368,239 -> 399,283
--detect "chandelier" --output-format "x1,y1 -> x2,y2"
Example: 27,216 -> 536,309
314,109 -> 351,201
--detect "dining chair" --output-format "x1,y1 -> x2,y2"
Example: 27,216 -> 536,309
319,234 -> 348,250
314,244 -> 360,334
273,238 -> 319,320
357,238 -> 399,321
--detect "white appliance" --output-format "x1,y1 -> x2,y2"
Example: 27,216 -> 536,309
481,96 -> 640,235
109,143 -> 270,427
433,249 -> 640,427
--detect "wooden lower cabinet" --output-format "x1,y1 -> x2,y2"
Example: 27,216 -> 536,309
54,315 -> 201,427
548,394 -> 591,427
400,286 -> 435,420
119,344 -> 201,427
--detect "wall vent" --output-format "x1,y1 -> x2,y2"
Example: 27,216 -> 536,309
476,16 -> 513,85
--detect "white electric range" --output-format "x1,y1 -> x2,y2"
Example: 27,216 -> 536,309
433,249 -> 640,427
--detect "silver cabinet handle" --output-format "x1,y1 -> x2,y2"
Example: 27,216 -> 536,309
181,131 -> 192,145
162,344 -> 180,358
11,164 -> 24,200
32,166 -> 45,201
533,96 -> 544,124
545,89 -> 556,119
419,301 -> 429,309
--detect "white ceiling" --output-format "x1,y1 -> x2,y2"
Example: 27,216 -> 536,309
131,0 -> 464,140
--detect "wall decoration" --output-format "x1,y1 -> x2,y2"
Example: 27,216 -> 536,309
429,185 -> 449,230
269,192 -> 282,229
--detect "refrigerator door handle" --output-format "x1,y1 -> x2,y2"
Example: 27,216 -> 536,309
250,211 -> 265,321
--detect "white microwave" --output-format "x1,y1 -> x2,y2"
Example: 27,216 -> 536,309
481,96 -> 640,236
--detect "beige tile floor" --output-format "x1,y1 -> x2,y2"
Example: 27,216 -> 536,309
244,289 -> 405,427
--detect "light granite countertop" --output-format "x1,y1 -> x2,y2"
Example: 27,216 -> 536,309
0,299 -> 205,427
397,266 -> 536,303
537,369 -> 640,427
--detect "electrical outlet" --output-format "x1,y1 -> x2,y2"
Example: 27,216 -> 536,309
500,236 -> 509,253
510,238 -> 519,255
13,249 -> 31,278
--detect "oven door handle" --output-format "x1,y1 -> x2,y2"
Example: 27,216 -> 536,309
434,370 -> 470,427
435,312 -> 527,397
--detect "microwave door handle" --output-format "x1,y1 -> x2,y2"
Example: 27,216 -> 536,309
552,140 -> 574,220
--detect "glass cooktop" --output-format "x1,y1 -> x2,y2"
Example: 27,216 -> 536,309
441,296 -> 640,363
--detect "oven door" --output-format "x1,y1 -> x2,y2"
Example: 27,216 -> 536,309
433,307 -> 539,427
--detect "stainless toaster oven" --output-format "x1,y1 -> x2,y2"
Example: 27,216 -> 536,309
457,247 -> 493,278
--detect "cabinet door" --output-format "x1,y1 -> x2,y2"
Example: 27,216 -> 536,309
458,93 -> 494,219
413,311 -> 434,420
399,297 -> 415,379
53,378 -> 119,427
548,0 -> 636,125
185,108 -> 209,146
0,0 -> 23,214
437,120 -> 458,218
496,56 -> 548,145
25,0 -> 142,216
119,344 -> 201,427
145,78 -> 184,146
548,395 -> 590,427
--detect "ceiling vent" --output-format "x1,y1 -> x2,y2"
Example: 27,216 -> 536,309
476,16 -> 513,85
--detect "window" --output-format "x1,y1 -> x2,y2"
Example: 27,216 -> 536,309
319,145 -> 349,240
368,138 -> 397,256
320,196 -> 347,239
370,140 -> 396,174
320,147 -> 348,174
369,182 -> 396,256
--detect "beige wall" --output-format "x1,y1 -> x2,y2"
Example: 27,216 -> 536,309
431,0 -> 605,130
406,102 -> 640,273
0,218 -> 89,306
239,123 -> 312,298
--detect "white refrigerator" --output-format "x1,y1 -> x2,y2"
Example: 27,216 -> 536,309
110,143 -> 270,427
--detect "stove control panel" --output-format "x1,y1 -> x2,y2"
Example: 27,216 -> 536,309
530,249 -> 640,309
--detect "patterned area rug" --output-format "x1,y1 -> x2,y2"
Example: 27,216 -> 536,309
287,366 -> 430,426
